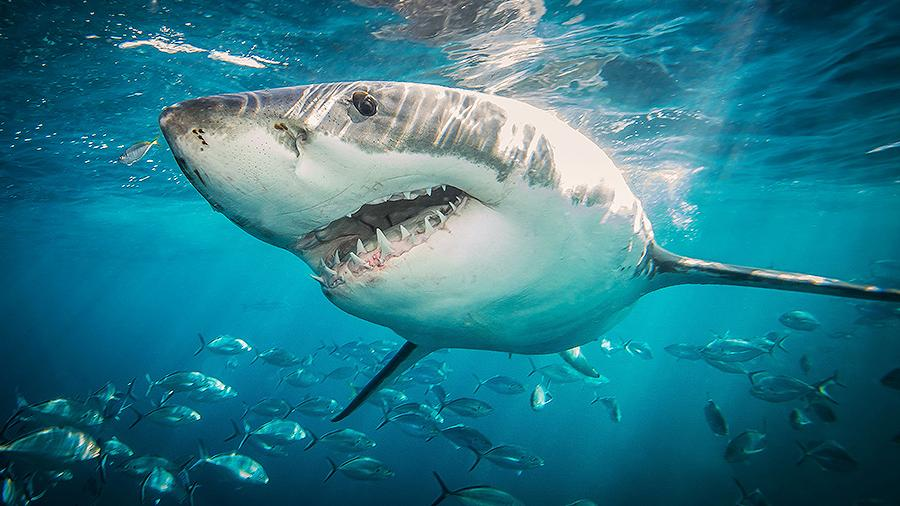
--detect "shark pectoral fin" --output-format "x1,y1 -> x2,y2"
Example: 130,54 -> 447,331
331,341 -> 435,422
650,243 -> 900,302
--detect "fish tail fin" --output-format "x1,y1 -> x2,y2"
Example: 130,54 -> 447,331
649,243 -> 900,302
431,471 -> 451,506
158,390 -> 174,407
795,441 -> 809,466
527,358 -> 537,377
224,419 -> 243,442
139,472 -> 151,505
770,334 -> 790,354
239,402 -> 250,421
98,454 -> 109,484
128,408 -> 144,429
331,341 -> 435,422
1,409 -> 23,438
814,371 -> 842,404
237,425 -> 251,450
249,352 -> 259,365
124,378 -> 137,401
187,483 -> 201,506
194,333 -> 206,356
323,458 -> 338,483
304,430 -> 318,451
746,370 -> 767,383
144,374 -> 154,397
468,449 -> 483,472
192,439 -> 208,469
376,413 -> 390,430
472,374 -> 482,394
732,477 -> 748,498
821,370 -> 845,389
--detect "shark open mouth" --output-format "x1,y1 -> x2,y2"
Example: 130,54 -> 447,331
296,185 -> 470,289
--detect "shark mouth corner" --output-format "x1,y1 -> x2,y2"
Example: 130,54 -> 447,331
295,185 -> 471,290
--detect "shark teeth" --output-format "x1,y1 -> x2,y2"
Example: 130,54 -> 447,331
376,228 -> 393,255
348,251 -> 367,268
311,185 -> 471,289
361,185 -> 447,207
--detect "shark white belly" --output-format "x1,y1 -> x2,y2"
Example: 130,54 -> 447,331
158,81 -> 899,421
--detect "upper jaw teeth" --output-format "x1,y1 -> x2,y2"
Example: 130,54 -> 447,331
362,186 -> 443,208
311,194 -> 469,290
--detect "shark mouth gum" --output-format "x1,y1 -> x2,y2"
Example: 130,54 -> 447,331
296,185 -> 470,289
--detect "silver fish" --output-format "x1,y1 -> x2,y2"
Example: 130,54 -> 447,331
0,427 -> 100,464
432,472 -> 523,506
530,384 -> 552,411
724,429 -> 767,463
703,399 -> 728,436
192,443 -> 268,484
779,310 -> 821,331
471,444 -> 544,472
304,428 -> 375,453
797,440 -> 858,472
439,397 -> 494,418
664,343 -> 703,360
195,333 -> 253,356
117,138 -> 158,165
624,340 -> 653,360
472,375 -> 524,395
441,425 -> 492,454
323,456 -> 394,482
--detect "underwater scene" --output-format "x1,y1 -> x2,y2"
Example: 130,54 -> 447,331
2,0 -> 900,505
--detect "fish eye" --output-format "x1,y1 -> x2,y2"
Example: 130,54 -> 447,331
351,91 -> 377,117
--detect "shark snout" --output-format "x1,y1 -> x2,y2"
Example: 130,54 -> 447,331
159,93 -> 249,140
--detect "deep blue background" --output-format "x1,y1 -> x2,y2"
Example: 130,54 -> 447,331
1,0 -> 899,504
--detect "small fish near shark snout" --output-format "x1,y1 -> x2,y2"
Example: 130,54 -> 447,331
159,81 -> 900,422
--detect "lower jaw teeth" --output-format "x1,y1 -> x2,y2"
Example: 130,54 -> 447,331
312,196 -> 468,289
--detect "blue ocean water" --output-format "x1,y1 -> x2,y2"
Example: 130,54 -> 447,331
1,0 -> 899,505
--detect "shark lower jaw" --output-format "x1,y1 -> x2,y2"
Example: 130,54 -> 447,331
295,184 -> 474,290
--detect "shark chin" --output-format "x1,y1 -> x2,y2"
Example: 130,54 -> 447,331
159,81 -> 900,422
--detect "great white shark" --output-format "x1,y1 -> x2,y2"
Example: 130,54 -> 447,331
158,81 -> 900,421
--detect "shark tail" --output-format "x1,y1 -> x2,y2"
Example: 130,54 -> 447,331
650,243 -> 900,302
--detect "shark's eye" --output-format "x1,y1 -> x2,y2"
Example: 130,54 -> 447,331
351,91 -> 377,117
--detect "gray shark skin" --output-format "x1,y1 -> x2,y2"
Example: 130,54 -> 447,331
158,81 -> 900,421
